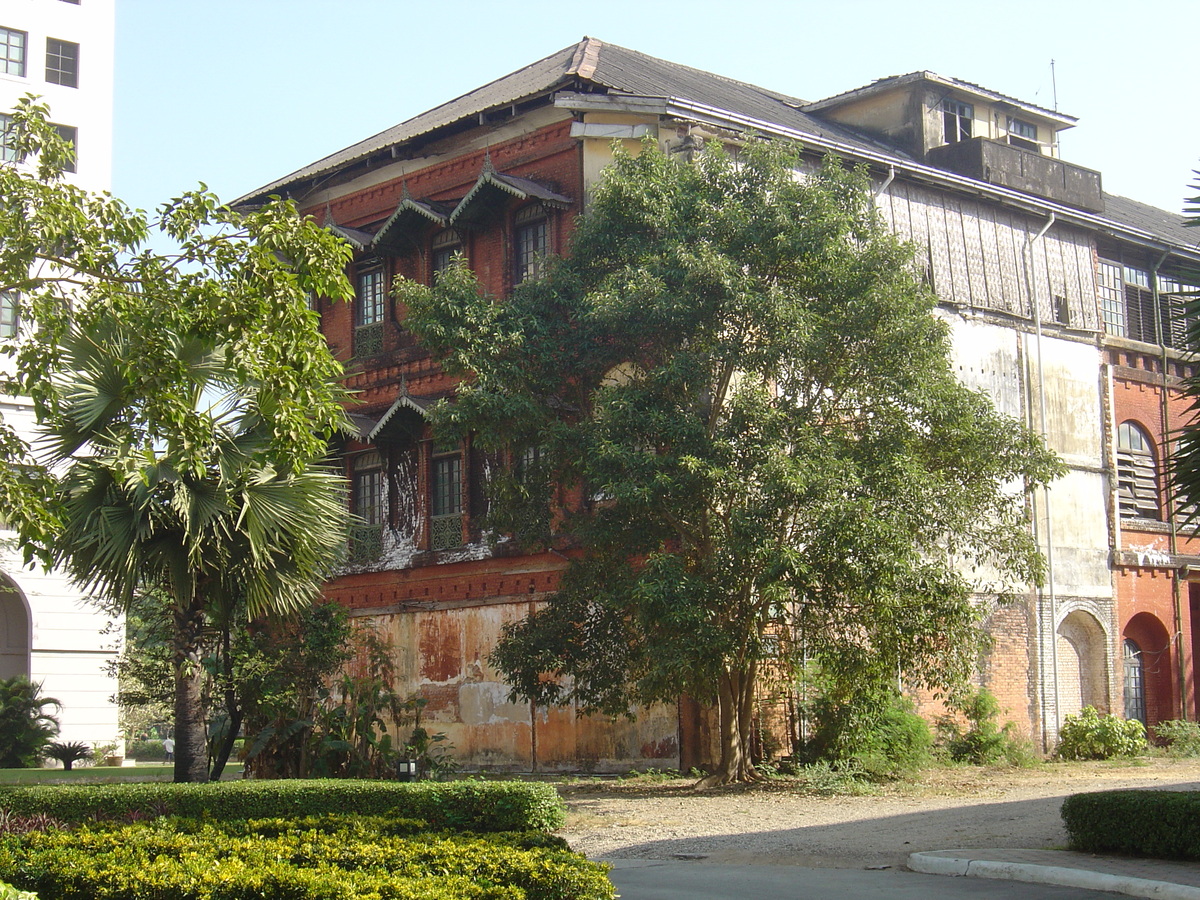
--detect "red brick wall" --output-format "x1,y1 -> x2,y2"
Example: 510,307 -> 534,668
1111,345 -> 1198,723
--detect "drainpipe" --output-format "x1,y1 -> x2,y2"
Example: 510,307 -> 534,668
873,165 -> 895,201
1151,250 -> 1188,719
1025,212 -> 1057,751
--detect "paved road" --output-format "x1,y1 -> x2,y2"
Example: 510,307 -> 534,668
606,860 -> 1119,899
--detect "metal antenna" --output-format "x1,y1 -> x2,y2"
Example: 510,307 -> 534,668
1051,59 -> 1058,111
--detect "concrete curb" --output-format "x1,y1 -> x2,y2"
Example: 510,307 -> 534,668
909,851 -> 1200,900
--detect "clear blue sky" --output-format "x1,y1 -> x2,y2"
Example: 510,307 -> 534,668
114,0 -> 1197,220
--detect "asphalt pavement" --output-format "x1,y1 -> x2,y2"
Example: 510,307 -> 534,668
604,849 -> 1200,899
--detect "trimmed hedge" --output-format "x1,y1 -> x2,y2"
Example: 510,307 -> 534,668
1062,790 -> 1200,859
0,779 -> 566,832
0,821 -> 613,900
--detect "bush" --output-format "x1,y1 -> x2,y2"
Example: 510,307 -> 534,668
1054,706 -> 1146,760
0,881 -> 36,900
937,689 -> 1035,766
0,821 -> 614,900
1062,790 -> 1200,859
0,779 -> 566,832
1153,720 -> 1200,757
804,686 -> 932,779
0,679 -> 59,769
126,740 -> 165,761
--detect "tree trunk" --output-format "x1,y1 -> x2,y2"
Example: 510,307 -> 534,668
208,624 -> 241,781
697,660 -> 758,787
173,600 -> 210,783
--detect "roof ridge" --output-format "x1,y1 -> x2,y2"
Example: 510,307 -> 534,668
585,40 -> 809,107
569,36 -> 602,80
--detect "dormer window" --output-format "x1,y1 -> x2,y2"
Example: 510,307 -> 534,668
1007,117 -> 1038,152
942,99 -> 972,144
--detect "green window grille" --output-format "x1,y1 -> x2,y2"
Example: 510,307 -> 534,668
430,455 -> 462,550
354,322 -> 384,357
347,523 -> 383,564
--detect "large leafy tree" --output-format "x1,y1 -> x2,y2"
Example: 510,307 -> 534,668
0,99 -> 353,782
403,139 -> 1062,784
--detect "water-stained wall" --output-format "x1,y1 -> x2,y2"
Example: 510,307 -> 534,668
352,598 -> 679,772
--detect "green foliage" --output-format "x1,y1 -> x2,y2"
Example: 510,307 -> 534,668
0,99 -> 356,782
0,779 -> 566,832
1062,790 -> 1200,860
240,616 -> 447,781
0,881 -> 36,900
1054,706 -> 1147,760
936,688 -> 1035,766
0,820 -> 613,900
126,740 -> 167,761
1153,719 -> 1200,757
791,760 -> 877,796
0,680 -> 59,769
42,742 -> 93,771
1171,169 -> 1200,518
802,684 -> 932,779
404,137 -> 1062,782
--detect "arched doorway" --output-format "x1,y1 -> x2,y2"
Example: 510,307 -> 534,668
1057,610 -> 1108,718
1123,613 -> 1173,728
0,575 -> 31,680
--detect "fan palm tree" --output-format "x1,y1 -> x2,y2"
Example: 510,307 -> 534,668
0,677 -> 60,768
43,320 -> 349,782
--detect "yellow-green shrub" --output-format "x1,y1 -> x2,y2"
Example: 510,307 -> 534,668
0,821 -> 613,900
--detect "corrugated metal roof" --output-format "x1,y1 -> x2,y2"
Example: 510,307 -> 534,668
239,37 -> 903,205
805,71 -> 1075,126
1100,194 -> 1199,253
241,38 -> 1197,259
242,41 -> 589,203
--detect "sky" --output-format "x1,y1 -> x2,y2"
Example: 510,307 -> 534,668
114,0 -> 1198,219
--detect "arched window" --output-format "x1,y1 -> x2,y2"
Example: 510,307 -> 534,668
1117,422 -> 1160,520
1123,638 -> 1146,725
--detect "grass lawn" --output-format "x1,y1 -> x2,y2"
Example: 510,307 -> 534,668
0,763 -> 244,784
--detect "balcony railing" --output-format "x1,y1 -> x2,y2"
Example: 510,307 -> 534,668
927,137 -> 1103,213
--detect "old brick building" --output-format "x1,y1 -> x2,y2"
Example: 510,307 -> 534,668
241,38 -> 1200,767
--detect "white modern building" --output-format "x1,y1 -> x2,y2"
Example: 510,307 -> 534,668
0,0 -> 120,751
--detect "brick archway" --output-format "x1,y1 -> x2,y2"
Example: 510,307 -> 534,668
1057,610 -> 1109,718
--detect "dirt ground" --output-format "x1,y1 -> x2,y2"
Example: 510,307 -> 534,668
556,758 -> 1200,869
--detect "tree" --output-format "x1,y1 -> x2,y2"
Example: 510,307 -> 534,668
402,139 -> 1062,784
0,99 -> 353,782
1171,170 -> 1200,513
0,677 -> 60,768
